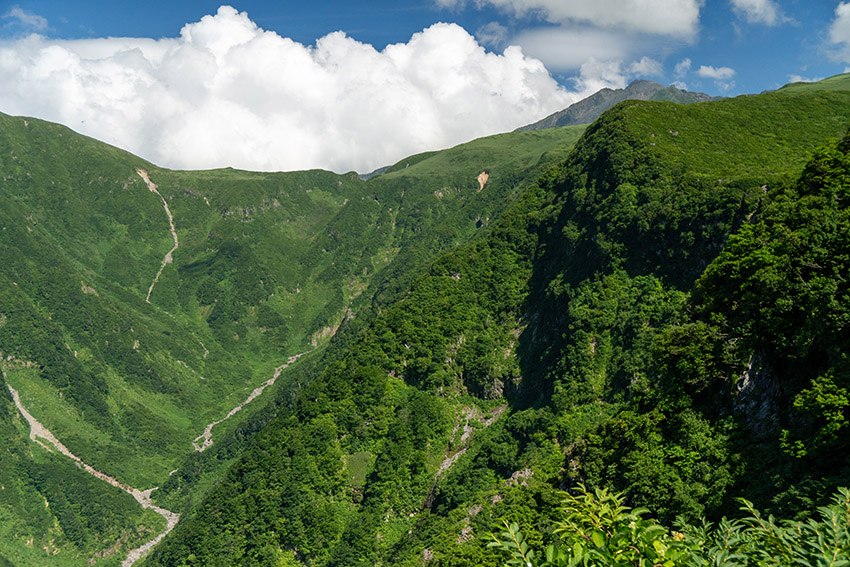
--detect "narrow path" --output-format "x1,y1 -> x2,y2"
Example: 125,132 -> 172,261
193,352 -> 305,452
5,380 -> 179,566
137,169 -> 178,304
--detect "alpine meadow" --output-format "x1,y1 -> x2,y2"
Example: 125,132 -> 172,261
2,66 -> 850,567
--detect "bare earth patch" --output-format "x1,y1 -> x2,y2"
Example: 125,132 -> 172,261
477,171 -> 489,191
136,169 -> 179,304
192,352 -> 306,452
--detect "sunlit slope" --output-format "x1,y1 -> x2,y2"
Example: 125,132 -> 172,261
0,113 -> 367,487
0,112 -> 585,565
0,371 -> 166,567
777,72 -> 850,92
144,90 -> 850,567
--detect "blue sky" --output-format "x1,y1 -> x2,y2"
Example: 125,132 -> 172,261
1,1 -> 849,172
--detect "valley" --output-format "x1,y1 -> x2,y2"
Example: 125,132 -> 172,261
192,352 -> 306,453
0,110 -> 585,565
5,381 -> 178,567
0,75 -> 849,567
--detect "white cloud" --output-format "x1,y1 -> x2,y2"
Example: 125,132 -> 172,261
829,2 -> 850,63
439,0 -> 703,39
729,0 -> 786,26
2,5 -> 47,32
0,6 -> 576,173
512,26 -> 632,71
476,21 -> 509,47
696,65 -> 735,92
697,65 -> 735,79
787,74 -> 822,84
572,58 -> 629,95
629,56 -> 663,77
674,57 -> 691,77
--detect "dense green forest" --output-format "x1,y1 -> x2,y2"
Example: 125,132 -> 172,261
141,85 -> 850,566
0,107 -> 583,564
1,75 -> 850,567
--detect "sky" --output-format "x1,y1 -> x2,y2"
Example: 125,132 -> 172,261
0,1 -> 849,173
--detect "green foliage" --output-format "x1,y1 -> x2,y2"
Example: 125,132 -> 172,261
6,82 -> 850,567
490,486 -> 684,567
652,321 -> 743,398
781,372 -> 850,458
148,90 -> 850,567
491,486 -> 850,567
685,131 -> 850,506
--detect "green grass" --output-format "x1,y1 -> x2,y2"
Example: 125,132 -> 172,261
777,72 -> 850,92
382,125 -> 586,181
345,452 -> 375,489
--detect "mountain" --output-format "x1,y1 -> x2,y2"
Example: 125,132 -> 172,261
2,74 -> 850,567
0,113 -> 584,566
515,79 -> 718,132
143,84 -> 850,566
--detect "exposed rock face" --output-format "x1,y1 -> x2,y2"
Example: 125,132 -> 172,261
734,350 -> 783,437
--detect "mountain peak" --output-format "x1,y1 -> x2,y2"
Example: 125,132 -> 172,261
515,79 -> 718,132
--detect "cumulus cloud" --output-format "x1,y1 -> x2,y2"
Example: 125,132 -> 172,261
0,6 -> 578,173
697,65 -> 735,92
572,59 -> 629,94
437,0 -> 703,39
674,57 -> 692,77
629,56 -> 663,77
2,5 -> 47,33
729,0 -> 787,26
512,25 -> 633,71
697,65 -> 735,79
476,21 -> 509,47
829,2 -> 850,63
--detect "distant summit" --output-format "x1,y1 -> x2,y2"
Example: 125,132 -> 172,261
516,79 -> 719,131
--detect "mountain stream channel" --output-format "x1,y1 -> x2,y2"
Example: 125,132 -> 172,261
2,170 -> 309,565
5,349 -> 306,566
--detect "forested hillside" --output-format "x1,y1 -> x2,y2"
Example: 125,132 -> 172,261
0,110 -> 584,565
142,85 -> 850,567
1,75 -> 849,567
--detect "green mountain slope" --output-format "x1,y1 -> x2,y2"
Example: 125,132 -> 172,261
777,72 -> 850,92
0,369 -> 166,567
143,88 -> 850,567
0,112 -> 585,566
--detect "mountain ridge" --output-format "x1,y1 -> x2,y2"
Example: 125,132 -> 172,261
1,75 -> 850,567
0,110 -> 586,566
515,79 -> 719,132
